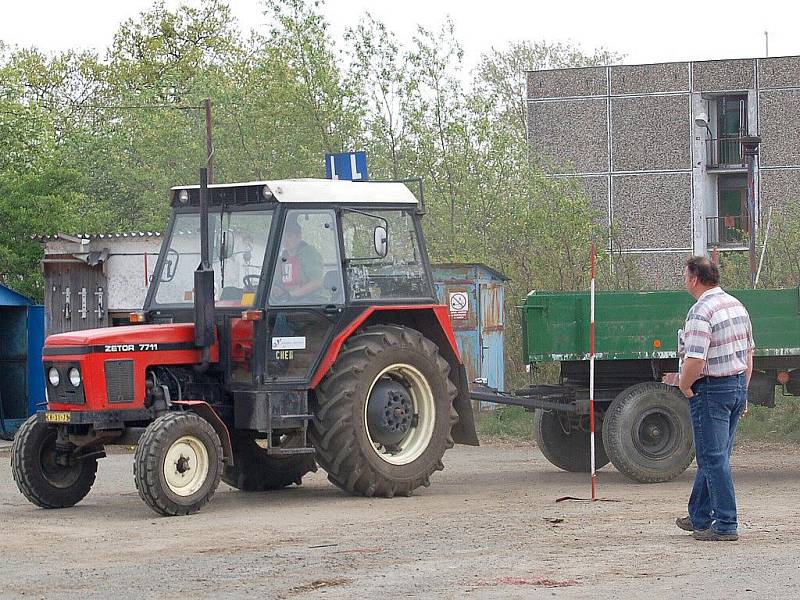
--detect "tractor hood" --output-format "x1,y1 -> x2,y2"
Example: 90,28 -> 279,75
45,323 -> 198,350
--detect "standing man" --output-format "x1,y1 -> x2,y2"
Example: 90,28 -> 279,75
676,256 -> 755,541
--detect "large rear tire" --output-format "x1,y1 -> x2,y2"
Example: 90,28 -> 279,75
222,432 -> 316,491
134,412 -> 223,516
310,325 -> 458,498
12,416 -> 98,509
533,409 -> 609,472
602,382 -> 694,483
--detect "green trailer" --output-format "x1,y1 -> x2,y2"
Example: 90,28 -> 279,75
472,287 -> 800,483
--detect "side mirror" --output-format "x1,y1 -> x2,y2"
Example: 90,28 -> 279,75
161,248 -> 180,282
373,226 -> 388,258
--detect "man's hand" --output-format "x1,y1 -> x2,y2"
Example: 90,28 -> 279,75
679,357 -> 706,399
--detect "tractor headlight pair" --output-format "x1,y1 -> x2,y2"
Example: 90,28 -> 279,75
48,367 -> 81,388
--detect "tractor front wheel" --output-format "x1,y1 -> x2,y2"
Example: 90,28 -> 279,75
134,412 -> 223,516
310,325 -> 458,498
12,416 -> 98,509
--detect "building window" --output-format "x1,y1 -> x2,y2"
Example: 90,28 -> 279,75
708,174 -> 749,247
715,95 -> 747,166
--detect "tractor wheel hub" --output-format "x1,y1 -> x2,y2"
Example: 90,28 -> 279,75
367,379 -> 414,446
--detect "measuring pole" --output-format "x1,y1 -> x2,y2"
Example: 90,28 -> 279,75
589,243 -> 597,501
204,98 -> 214,184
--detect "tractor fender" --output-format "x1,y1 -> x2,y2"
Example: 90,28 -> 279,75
171,400 -> 234,465
310,304 -> 479,446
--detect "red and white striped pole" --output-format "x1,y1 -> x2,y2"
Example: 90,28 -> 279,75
589,243 -> 597,502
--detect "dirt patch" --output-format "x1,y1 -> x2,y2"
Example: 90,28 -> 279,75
1,440 -> 799,599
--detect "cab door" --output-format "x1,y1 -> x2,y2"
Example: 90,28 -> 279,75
264,208 -> 345,383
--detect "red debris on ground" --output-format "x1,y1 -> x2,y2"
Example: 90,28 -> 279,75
476,576 -> 580,588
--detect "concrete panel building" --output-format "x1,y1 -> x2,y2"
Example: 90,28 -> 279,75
527,56 -> 800,288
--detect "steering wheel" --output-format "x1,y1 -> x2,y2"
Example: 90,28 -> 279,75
243,274 -> 261,290
270,281 -> 292,302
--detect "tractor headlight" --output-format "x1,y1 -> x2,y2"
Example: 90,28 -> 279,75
68,367 -> 82,388
48,367 -> 61,386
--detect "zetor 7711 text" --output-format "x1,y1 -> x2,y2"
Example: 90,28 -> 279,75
12,173 -> 478,516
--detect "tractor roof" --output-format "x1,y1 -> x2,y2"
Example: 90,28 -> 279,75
171,178 -> 418,205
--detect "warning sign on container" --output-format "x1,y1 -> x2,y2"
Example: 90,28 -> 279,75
448,291 -> 469,320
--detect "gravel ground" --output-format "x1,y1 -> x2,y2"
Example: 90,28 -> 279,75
1,439 -> 798,600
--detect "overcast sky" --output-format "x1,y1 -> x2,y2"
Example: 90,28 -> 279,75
1,0 -> 797,71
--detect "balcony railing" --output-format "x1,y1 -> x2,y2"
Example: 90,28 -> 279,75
705,137 -> 746,168
706,215 -> 750,247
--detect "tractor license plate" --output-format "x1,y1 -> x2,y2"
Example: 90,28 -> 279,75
44,411 -> 72,423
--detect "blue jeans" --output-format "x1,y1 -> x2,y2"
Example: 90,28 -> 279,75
688,373 -> 747,534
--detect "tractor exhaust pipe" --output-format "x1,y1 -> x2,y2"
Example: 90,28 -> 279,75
194,167 -> 215,371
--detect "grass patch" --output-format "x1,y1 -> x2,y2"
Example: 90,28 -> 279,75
737,396 -> 800,443
476,406 -> 533,441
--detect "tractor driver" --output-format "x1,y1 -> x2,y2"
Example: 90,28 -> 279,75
275,220 -> 324,304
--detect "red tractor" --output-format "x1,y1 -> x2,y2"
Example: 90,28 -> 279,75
12,171 -> 478,516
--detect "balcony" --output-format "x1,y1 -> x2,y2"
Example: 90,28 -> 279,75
705,137 -> 746,169
706,215 -> 750,248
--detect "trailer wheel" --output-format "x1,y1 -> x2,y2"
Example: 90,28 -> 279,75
310,325 -> 458,498
222,432 -> 316,491
134,412 -> 223,516
11,416 -> 98,509
533,409 -> 609,472
602,382 -> 694,483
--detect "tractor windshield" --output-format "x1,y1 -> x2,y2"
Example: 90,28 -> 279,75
151,208 -> 273,307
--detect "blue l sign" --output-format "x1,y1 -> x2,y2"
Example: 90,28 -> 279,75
325,151 -> 368,181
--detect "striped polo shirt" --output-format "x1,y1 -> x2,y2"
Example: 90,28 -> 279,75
682,287 -> 755,376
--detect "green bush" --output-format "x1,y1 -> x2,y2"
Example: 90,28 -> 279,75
737,396 -> 800,443
476,406 -> 533,441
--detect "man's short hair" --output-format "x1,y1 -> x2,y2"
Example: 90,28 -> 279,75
686,256 -> 720,286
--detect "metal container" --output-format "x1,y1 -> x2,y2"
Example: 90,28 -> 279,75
432,264 -> 508,398
39,233 -> 163,334
0,285 -> 45,438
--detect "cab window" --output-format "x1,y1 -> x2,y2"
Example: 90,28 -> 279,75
341,209 -> 431,300
269,209 -> 344,306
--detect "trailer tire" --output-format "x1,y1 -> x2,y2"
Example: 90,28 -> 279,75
222,432 -> 316,491
603,383 -> 694,483
11,416 -> 98,509
134,412 -> 223,516
533,409 -> 609,472
310,325 -> 458,498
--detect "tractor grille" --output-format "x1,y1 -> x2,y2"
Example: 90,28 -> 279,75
105,360 -> 135,404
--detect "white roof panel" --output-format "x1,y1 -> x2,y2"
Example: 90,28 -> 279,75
171,178 -> 418,204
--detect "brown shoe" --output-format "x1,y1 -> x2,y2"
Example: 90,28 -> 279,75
692,529 -> 739,541
675,516 -> 694,532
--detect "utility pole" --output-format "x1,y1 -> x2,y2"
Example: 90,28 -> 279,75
764,31 -> 769,57
742,135 -> 762,288
203,98 -> 214,184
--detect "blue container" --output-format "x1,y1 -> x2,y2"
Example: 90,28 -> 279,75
432,264 -> 507,404
0,285 -> 45,439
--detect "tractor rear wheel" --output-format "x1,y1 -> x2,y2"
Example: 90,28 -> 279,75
12,416 -> 98,509
533,409 -> 609,472
222,432 -> 316,491
134,412 -> 223,516
310,325 -> 458,498
602,382 -> 694,483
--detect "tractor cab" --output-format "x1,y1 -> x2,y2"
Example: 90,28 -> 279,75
13,177 -> 477,517
145,178 -> 436,387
